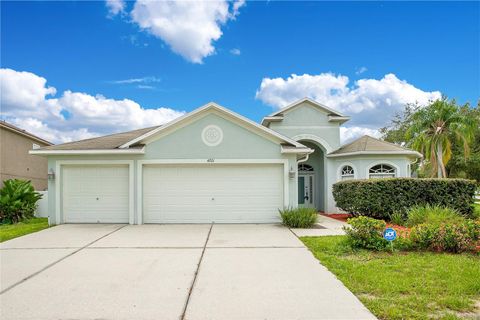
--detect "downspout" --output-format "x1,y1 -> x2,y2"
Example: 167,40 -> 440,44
297,153 -> 310,164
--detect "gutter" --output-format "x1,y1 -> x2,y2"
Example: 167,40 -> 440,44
29,147 -> 146,156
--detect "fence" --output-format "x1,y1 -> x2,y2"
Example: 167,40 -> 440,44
35,191 -> 49,218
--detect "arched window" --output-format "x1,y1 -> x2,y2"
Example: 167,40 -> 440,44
298,164 -> 314,173
340,165 -> 355,180
369,164 -> 396,179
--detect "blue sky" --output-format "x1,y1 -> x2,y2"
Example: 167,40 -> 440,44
1,1 -> 479,143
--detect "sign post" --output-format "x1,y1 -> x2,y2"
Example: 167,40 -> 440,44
383,227 -> 397,252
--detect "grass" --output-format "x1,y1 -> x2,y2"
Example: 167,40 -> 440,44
0,218 -> 49,242
301,236 -> 480,320
474,203 -> 480,219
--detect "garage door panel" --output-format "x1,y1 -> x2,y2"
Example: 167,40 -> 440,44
143,164 -> 283,223
63,165 -> 129,223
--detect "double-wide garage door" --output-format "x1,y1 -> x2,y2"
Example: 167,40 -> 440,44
143,164 -> 284,223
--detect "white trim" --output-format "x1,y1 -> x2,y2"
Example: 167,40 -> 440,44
30,148 -> 145,155
336,162 -> 358,181
136,159 -> 289,225
365,161 -> 400,179
327,150 -> 422,158
292,134 -> 334,153
328,116 -> 350,123
269,125 -> 340,129
267,97 -> 347,118
55,160 -> 135,225
120,102 -> 306,149
281,146 -> 314,154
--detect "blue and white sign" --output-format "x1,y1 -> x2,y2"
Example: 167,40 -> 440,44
383,228 -> 397,241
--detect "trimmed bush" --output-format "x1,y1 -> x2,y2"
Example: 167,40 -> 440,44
279,207 -> 318,228
333,178 -> 476,220
410,219 -> 480,253
343,216 -> 388,250
0,179 -> 43,224
406,205 -> 463,227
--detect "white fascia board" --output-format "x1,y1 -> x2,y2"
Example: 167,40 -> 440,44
29,147 -> 145,156
281,146 -> 314,154
261,116 -> 284,126
267,97 -> 347,118
328,116 -> 351,124
327,151 -> 423,158
120,102 -> 305,149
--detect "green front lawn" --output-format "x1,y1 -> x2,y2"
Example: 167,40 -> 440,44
302,236 -> 480,320
0,218 -> 49,242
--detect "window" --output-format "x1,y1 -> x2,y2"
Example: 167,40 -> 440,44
369,164 -> 396,179
340,165 -> 355,180
298,164 -> 314,172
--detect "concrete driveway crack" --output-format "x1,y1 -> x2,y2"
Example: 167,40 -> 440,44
0,224 -> 127,295
180,223 -> 213,320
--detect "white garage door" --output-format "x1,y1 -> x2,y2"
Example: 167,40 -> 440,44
62,165 -> 129,223
143,164 -> 284,223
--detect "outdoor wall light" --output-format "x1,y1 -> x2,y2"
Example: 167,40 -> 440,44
289,166 -> 296,179
47,168 -> 55,180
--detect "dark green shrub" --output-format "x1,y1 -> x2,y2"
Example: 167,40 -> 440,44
343,216 -> 388,250
406,205 -> 464,227
279,207 -> 318,228
410,220 -> 480,253
0,179 -> 43,224
333,178 -> 476,219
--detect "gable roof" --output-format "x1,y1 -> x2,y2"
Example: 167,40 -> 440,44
0,121 -> 52,145
120,102 -> 308,150
30,102 -> 312,156
261,98 -> 350,126
327,135 -> 422,158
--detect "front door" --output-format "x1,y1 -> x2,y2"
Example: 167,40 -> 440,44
298,174 -> 314,208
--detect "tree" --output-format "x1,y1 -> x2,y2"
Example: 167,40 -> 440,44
379,103 -> 420,145
405,99 -> 477,178
446,102 -> 480,181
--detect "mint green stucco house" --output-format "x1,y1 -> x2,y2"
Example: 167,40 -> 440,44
31,98 -> 422,225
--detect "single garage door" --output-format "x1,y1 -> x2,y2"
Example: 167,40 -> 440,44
62,165 -> 129,223
143,164 -> 284,223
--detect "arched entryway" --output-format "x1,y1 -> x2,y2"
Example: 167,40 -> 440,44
297,140 -> 326,212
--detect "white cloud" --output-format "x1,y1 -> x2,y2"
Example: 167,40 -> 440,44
230,48 -> 241,55
130,0 -> 245,63
255,72 -> 442,142
112,76 -> 161,84
340,126 -> 380,144
355,66 -> 367,75
106,0 -> 126,16
0,68 -> 185,144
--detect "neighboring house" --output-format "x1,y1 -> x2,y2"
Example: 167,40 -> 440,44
1,121 -> 52,190
30,98 -> 421,225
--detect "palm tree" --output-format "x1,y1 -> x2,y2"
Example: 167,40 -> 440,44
406,99 -> 477,178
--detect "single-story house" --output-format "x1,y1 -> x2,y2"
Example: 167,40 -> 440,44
30,98 -> 422,225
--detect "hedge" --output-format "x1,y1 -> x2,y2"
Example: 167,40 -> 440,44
333,178 -> 476,219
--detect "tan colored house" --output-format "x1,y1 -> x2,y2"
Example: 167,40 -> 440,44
1,121 -> 52,190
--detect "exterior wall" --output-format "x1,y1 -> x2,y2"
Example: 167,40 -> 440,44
0,127 -> 50,190
325,155 -> 413,213
46,113 -> 298,225
268,101 -> 342,152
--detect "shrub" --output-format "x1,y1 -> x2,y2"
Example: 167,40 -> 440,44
406,205 -> 464,227
389,211 -> 406,226
279,207 -> 318,228
0,179 -> 43,224
410,220 -> 480,253
333,178 -> 476,219
343,216 -> 388,250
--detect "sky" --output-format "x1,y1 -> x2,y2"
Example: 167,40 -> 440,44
1,1 -> 479,144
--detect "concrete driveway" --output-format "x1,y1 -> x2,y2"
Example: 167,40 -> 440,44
0,224 -> 375,320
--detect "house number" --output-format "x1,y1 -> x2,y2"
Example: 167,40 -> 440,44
207,158 -> 215,162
